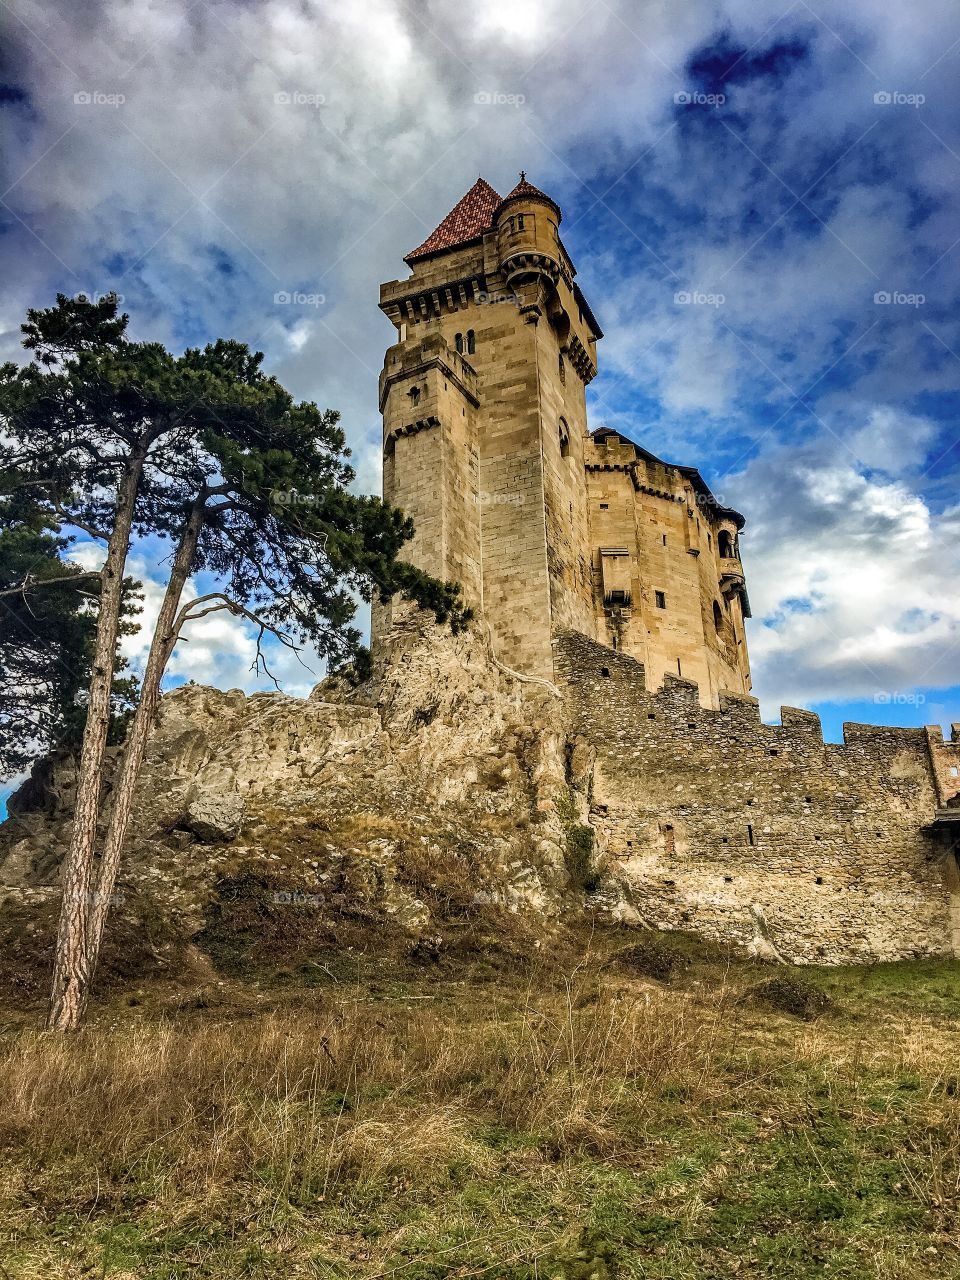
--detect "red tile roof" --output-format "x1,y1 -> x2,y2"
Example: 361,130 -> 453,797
404,177 -> 502,264
499,175 -> 561,218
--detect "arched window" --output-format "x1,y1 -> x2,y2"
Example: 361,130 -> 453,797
713,600 -> 723,631
718,530 -> 733,559
455,332 -> 463,354
558,417 -> 570,458
466,329 -> 475,355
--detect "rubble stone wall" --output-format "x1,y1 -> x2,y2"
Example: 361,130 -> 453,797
555,630 -> 960,963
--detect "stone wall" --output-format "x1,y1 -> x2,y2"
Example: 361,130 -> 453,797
554,629 -> 960,963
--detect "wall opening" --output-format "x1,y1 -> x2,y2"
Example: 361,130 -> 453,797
559,417 -> 570,458
455,332 -> 463,354
466,329 -> 476,355
713,600 -> 723,631
747,824 -> 754,846
719,530 -> 734,558
655,590 -> 666,609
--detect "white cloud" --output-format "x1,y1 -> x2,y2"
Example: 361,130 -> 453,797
7,0 -> 958,721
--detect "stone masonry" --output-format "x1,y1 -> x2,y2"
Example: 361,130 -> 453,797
556,630 -> 960,963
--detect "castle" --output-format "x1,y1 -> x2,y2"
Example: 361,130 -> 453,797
374,175 -> 750,706
374,175 -> 960,961
3,177 -> 958,970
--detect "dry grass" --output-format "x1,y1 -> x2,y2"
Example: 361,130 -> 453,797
1,942 -> 959,1277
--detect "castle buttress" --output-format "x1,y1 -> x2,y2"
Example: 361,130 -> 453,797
375,176 -> 752,706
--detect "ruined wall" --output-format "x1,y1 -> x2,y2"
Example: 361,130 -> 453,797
555,630 -> 960,963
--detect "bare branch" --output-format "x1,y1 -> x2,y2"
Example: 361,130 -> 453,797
0,569 -> 101,599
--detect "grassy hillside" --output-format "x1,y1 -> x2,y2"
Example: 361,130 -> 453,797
1,926 -> 958,1278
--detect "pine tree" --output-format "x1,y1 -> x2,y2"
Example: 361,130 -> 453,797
0,294 -> 469,1029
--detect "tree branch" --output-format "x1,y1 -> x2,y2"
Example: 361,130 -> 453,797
0,569 -> 101,599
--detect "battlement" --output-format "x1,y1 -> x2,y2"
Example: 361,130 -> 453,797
553,629 -> 955,758
552,627 -> 960,964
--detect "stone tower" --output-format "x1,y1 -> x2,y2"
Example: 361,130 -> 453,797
375,176 -> 752,705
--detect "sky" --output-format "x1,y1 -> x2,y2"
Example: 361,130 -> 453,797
1,0 -> 959,749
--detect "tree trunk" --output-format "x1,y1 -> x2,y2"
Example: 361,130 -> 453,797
47,449 -> 146,1031
83,497 -> 204,994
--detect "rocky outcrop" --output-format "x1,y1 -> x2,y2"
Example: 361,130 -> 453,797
0,615 -> 572,962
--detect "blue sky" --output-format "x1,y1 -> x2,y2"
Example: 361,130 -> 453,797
1,0 -> 958,753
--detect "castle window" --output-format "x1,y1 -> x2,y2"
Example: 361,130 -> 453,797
600,666 -> 611,678
713,600 -> 723,632
559,352 -> 565,383
951,766 -> 959,777
559,417 -> 570,458
655,590 -> 666,609
747,824 -> 754,846
662,534 -> 667,546
455,332 -> 463,354
599,502 -> 609,510
408,386 -> 421,406
718,530 -> 734,558
466,330 -> 476,355
517,214 -> 525,230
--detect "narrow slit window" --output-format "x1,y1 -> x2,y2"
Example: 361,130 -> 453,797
655,590 -> 666,609
466,329 -> 475,355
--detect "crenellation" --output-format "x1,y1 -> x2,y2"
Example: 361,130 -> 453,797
555,629 -> 956,962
